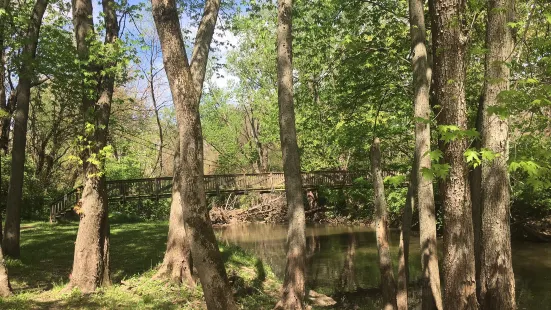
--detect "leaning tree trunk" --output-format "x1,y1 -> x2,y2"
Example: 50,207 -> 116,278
429,0 -> 478,308
409,0 -> 443,308
154,144 -> 194,286
152,0 -> 236,309
479,0 -> 516,309
66,0 -> 118,292
274,0 -> 307,309
371,137 -> 397,310
154,0 -> 221,286
3,0 -> 48,258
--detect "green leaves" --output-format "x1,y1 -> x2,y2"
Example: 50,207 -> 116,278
464,148 -> 481,167
421,163 -> 451,181
384,175 -> 406,187
437,125 -> 479,143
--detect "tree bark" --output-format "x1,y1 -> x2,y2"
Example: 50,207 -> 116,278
0,239 -> 11,297
0,0 -> 8,154
429,0 -> 478,308
154,143 -> 195,286
471,93 -> 483,300
371,137 -> 397,310
3,0 -> 48,258
151,0 -> 236,309
154,0 -> 222,287
409,0 -> 443,308
66,0 -> 118,292
274,0 -> 307,308
397,178 -> 413,310
479,0 -> 516,309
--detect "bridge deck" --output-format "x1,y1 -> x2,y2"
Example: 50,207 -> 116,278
49,171 -> 373,221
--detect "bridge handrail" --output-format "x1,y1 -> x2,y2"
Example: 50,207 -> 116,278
49,170 -> 393,221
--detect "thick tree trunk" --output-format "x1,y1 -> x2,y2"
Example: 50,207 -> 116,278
429,0 -> 478,308
152,1 -> 236,309
3,0 -> 48,258
409,0 -> 443,308
154,0 -> 222,289
371,137 -> 397,310
397,179 -> 413,310
154,145 -> 194,286
67,0 -> 118,292
0,241 -> 11,297
274,0 -> 306,309
479,0 -> 516,309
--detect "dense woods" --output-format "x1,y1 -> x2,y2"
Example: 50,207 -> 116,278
0,0 -> 550,309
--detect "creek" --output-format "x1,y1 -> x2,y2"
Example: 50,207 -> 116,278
216,223 -> 551,309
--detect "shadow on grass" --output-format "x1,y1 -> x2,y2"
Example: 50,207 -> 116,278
8,222 -> 169,290
2,221 -> 281,310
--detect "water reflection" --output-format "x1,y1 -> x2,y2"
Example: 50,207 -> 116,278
216,224 -> 551,309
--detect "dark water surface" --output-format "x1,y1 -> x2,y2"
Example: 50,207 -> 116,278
216,224 -> 551,309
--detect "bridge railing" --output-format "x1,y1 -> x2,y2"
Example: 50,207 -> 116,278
49,170 -> 382,221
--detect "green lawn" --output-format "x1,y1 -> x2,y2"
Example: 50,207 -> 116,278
0,221 -> 281,309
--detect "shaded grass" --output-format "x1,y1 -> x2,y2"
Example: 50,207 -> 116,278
1,221 -> 281,309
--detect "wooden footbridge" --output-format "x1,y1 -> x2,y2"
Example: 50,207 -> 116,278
50,171 -> 376,221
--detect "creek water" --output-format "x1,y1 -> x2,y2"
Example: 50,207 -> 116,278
216,224 -> 551,309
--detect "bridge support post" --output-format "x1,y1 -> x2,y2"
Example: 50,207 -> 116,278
49,203 -> 54,223
155,178 -> 160,201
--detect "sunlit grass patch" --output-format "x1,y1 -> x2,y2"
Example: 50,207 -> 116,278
1,221 -> 281,309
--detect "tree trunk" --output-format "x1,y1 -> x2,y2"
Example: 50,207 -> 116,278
152,1 -> 236,309
409,0 -> 443,308
479,0 -> 516,309
370,137 -> 397,310
471,94 -> 483,300
0,239 -> 11,297
0,212 -> 11,297
0,0 -> 7,154
3,0 -> 49,258
150,73 -> 164,176
429,0 -> 478,308
66,0 -> 118,292
154,143 -> 194,286
153,0 -> 224,290
274,0 -> 306,308
397,176 -> 413,310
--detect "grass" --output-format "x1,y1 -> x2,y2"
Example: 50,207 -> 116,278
0,221 -> 281,309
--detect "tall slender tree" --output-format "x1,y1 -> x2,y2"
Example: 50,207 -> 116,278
3,0 -> 48,258
429,0 -> 478,308
371,137 -> 397,310
409,0 -> 442,308
154,0 -> 221,285
66,0 -> 119,292
274,0 -> 306,308
151,0 -> 236,308
479,0 -> 516,308
397,175 -> 413,310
